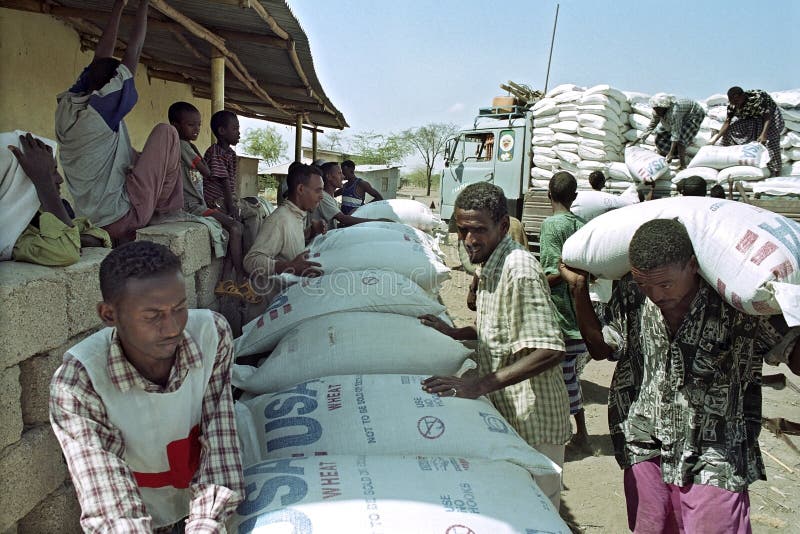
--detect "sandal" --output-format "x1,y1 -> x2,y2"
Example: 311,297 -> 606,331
238,281 -> 264,305
214,279 -> 243,299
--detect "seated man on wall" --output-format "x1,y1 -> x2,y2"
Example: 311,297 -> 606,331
50,240 -> 244,531
4,132 -> 110,266
56,0 -> 183,245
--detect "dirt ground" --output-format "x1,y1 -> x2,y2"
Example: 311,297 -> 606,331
435,234 -> 800,533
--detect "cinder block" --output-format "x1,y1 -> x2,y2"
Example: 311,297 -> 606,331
136,222 -> 212,275
195,257 -> 224,309
63,248 -> 108,337
184,274 -> 197,309
0,366 -> 22,451
0,263 -> 68,369
0,426 -> 67,531
20,329 -> 104,427
18,483 -> 81,534
19,355 -> 59,426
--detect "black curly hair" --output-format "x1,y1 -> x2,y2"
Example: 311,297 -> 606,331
100,241 -> 182,303
454,182 -> 508,223
629,219 -> 695,271
167,101 -> 199,124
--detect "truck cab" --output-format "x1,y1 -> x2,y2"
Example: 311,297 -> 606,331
440,106 -> 533,226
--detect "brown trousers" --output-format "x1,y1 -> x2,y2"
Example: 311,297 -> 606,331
103,123 -> 183,243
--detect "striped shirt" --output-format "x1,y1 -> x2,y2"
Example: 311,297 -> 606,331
202,143 -> 237,208
475,236 -> 571,446
49,311 -> 243,532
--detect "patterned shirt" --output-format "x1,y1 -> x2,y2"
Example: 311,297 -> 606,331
539,211 -> 585,340
50,312 -> 244,532
727,89 -> 778,121
203,143 -> 237,208
601,276 -> 791,491
645,99 -> 705,143
475,235 -> 571,446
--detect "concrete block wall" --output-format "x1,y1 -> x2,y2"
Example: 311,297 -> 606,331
0,222 -> 220,532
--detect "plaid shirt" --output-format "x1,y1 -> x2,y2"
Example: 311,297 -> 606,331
50,311 -> 244,533
727,89 -> 777,121
203,143 -> 237,208
645,99 -> 705,143
475,236 -> 571,446
602,276 -> 793,491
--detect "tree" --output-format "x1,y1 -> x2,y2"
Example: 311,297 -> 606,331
401,167 -> 441,190
240,126 -> 288,165
401,123 -> 459,195
321,131 -> 345,152
348,130 -> 410,166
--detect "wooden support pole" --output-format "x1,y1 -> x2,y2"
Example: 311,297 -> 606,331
211,51 -> 225,113
295,115 -> 303,162
312,129 -> 318,161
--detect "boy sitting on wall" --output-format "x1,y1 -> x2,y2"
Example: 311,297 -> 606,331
55,0 -> 184,245
168,102 -> 259,304
4,132 -> 110,266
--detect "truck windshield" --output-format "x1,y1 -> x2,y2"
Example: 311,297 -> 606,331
463,133 -> 495,162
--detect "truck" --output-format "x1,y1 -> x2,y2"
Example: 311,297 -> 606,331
439,93 -> 800,255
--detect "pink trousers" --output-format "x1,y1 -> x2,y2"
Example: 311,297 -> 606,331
103,123 -> 183,243
624,458 -> 751,534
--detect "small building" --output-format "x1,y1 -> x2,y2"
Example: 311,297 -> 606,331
354,164 -> 402,200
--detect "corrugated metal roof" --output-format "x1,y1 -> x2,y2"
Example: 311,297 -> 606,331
8,0 -> 346,129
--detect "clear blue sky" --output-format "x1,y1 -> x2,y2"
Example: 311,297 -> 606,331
243,0 -> 798,162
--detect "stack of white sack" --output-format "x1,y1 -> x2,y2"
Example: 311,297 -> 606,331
290,222 -> 450,292
232,311 -> 474,394
234,269 -> 445,357
561,197 -> 800,326
352,198 -> 443,232
774,89 -> 800,184
687,142 -> 770,186
531,84 -> 630,183
229,454 -> 569,534
234,373 -> 565,507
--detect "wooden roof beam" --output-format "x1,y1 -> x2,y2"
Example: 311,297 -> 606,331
149,0 -> 292,119
245,1 -> 344,128
0,1 -> 289,49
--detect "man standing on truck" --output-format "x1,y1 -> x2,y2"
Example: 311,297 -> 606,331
635,94 -> 705,170
339,159 -> 384,214
560,218 -> 800,532
419,182 -> 571,507
709,87 -> 785,177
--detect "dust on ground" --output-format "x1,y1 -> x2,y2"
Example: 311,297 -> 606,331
436,235 -> 800,533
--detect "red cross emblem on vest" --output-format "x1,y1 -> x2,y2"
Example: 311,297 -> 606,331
133,425 -> 201,489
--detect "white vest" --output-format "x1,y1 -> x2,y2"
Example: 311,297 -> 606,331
68,309 -> 219,528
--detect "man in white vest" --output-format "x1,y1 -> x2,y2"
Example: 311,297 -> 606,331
50,241 -> 244,532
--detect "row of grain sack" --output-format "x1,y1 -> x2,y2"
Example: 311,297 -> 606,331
229,199 -> 570,533
531,84 -> 800,195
